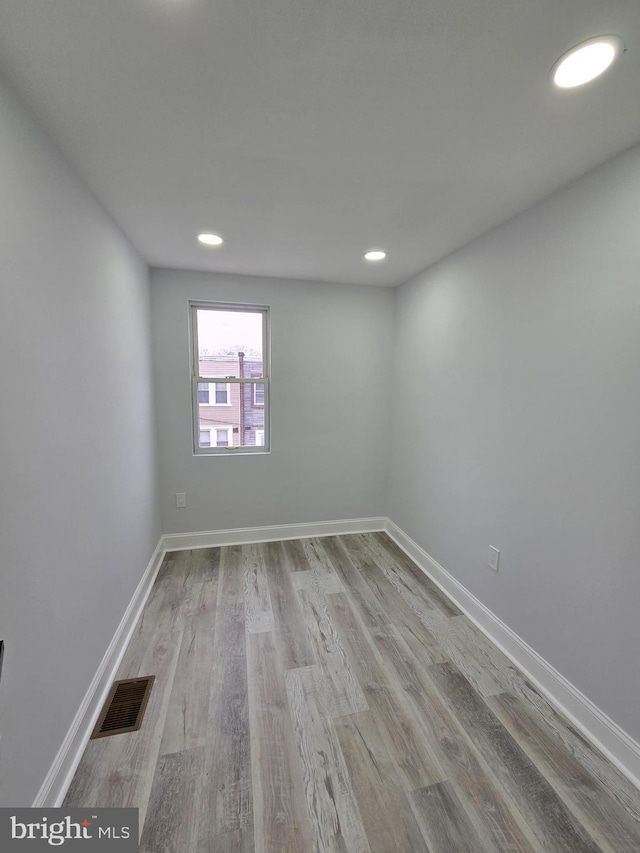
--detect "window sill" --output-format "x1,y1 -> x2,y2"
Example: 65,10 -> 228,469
193,449 -> 271,458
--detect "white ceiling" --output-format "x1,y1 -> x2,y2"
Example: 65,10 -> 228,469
1,0 -> 640,287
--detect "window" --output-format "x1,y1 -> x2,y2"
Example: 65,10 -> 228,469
190,301 -> 269,454
215,384 -> 230,405
199,426 -> 233,448
197,382 -> 230,405
253,382 -> 265,407
214,426 -> 232,447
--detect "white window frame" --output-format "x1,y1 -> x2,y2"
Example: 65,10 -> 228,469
198,381 -> 231,406
199,427 -> 212,448
253,381 -> 265,407
190,301 -> 270,455
198,425 -> 234,449
214,425 -> 233,447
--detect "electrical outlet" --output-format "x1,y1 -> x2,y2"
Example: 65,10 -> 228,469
176,492 -> 187,508
488,546 -> 500,572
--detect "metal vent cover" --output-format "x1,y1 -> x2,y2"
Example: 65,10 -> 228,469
91,676 -> 155,739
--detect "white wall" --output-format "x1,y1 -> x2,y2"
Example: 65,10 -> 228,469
151,269 -> 394,534
389,142 -> 640,741
0,76 -> 160,805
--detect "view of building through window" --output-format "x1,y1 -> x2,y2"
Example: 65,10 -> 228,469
191,304 -> 268,452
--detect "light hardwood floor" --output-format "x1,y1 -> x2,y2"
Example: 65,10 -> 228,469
64,533 -> 640,852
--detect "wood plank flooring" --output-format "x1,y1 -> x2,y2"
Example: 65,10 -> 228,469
64,533 -> 640,852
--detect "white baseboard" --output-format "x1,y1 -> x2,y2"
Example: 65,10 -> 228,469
32,538 -> 166,808
384,518 -> 640,792
162,516 -> 386,552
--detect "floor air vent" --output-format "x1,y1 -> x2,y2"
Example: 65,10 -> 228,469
91,676 -> 155,739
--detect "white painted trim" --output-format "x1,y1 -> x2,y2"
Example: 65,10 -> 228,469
384,518 -> 640,792
32,538 -> 166,808
253,381 -> 265,407
198,381 -> 232,406
162,517 -> 386,552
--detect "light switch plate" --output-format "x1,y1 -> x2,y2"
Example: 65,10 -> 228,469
488,546 -> 500,572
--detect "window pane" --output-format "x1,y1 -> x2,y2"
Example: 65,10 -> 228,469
196,388 -> 265,449
196,309 -> 263,379
192,303 -> 268,454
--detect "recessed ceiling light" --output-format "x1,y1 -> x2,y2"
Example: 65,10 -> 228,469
552,36 -> 624,89
364,250 -> 386,261
197,233 -> 224,246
